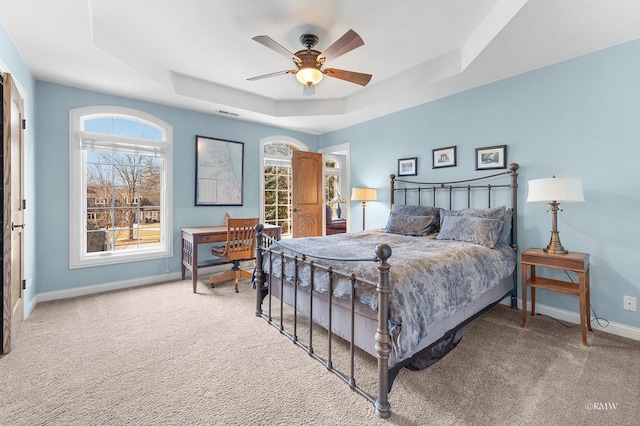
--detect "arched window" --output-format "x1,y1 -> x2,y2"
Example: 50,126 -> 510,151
260,136 -> 307,238
69,107 -> 173,268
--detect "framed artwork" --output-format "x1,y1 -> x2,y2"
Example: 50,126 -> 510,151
398,157 -> 418,176
475,145 -> 507,170
432,145 -> 457,169
195,135 -> 244,206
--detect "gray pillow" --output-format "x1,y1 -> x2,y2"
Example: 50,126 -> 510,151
439,206 -> 506,226
392,204 -> 440,218
439,206 -> 512,245
436,216 -> 504,248
384,212 -> 438,236
499,208 -> 513,245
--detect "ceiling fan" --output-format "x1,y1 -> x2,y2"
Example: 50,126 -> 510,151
247,29 -> 372,97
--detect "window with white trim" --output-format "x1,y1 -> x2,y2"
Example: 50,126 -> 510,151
260,137 -> 309,238
69,107 -> 173,268
263,141 -> 298,237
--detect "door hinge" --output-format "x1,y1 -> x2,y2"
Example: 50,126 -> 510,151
22,279 -> 26,290
22,119 -> 26,130
22,199 -> 26,210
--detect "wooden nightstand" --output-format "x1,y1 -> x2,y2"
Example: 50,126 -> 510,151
520,248 -> 592,347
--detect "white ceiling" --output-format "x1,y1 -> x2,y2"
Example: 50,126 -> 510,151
3,0 -> 640,135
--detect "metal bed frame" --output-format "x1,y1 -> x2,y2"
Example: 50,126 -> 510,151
254,163 -> 520,418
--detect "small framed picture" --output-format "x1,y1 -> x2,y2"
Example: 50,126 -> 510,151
398,157 -> 418,176
432,146 -> 457,169
475,145 -> 507,170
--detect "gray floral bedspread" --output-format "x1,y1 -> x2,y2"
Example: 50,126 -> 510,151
262,229 -> 516,359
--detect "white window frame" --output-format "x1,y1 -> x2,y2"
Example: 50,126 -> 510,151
69,106 -> 173,268
259,136 -> 308,237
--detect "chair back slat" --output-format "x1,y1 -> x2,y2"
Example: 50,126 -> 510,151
226,218 -> 259,261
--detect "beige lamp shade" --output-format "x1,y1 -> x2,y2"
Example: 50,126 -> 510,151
526,177 -> 585,204
351,187 -> 377,202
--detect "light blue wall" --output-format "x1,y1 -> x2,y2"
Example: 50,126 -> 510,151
322,39 -> 640,329
34,81 -> 319,295
0,23 -> 37,309
3,19 -> 639,331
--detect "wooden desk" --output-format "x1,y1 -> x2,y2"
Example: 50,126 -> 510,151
181,224 -> 281,293
520,248 -> 592,347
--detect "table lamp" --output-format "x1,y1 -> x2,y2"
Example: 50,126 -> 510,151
526,176 -> 585,254
330,194 -> 347,218
351,187 -> 377,230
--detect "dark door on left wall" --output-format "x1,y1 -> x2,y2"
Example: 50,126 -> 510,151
2,72 -> 26,354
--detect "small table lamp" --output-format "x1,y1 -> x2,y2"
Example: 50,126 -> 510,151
526,176 -> 585,254
330,194 -> 347,218
351,187 -> 377,230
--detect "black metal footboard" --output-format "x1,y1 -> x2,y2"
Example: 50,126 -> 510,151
254,225 -> 393,419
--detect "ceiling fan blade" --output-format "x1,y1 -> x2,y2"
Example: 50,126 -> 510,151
247,70 -> 294,81
302,84 -> 316,97
252,35 -> 302,65
317,29 -> 364,64
323,68 -> 372,86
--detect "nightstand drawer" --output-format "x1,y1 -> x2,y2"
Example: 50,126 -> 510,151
521,248 -> 589,272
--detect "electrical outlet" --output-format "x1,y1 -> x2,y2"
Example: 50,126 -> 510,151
623,296 -> 636,312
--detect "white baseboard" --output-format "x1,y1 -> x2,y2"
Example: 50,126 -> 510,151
34,271 -> 180,305
500,298 -> 640,342
30,262 -> 251,311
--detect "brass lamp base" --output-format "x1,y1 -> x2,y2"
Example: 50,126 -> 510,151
543,231 -> 568,254
543,201 -> 569,254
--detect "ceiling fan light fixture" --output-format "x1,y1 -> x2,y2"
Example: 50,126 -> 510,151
296,67 -> 323,86
249,29 -> 370,95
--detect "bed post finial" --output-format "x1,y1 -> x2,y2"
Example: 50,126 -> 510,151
374,243 -> 392,419
375,243 -> 392,263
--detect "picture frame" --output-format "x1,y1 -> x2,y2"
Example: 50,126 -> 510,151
432,145 -> 457,169
397,157 -> 418,176
475,145 -> 507,170
195,135 -> 244,206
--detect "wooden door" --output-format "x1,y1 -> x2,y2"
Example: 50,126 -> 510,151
2,73 -> 25,354
292,151 -> 324,238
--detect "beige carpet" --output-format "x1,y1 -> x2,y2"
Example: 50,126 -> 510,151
1,278 -> 639,426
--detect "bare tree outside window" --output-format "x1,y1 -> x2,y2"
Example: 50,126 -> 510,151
263,142 -> 298,237
86,151 -> 161,252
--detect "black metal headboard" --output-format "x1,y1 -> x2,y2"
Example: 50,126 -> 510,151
389,163 -> 520,251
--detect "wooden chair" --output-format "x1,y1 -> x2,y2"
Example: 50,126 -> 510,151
208,218 -> 259,293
